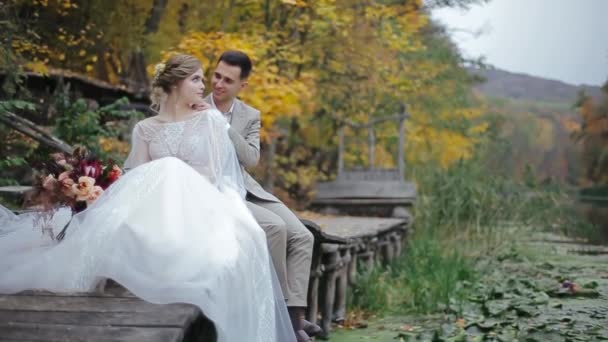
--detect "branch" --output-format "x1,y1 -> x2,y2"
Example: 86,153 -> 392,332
0,110 -> 73,154
334,113 -> 410,129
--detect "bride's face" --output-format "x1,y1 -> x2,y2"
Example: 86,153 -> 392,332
175,68 -> 205,108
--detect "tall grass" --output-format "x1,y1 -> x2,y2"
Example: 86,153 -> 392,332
349,237 -> 475,315
348,153 -> 580,315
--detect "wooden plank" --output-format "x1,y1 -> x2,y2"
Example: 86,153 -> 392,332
0,322 -> 183,342
315,180 -> 416,199
300,219 -> 347,244
0,186 -> 33,194
14,282 -> 137,298
312,197 -> 415,205
0,310 -> 197,328
311,216 -> 407,238
338,169 -> 402,181
0,295 -> 197,315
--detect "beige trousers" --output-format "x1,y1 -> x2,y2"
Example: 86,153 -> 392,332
246,198 -> 314,307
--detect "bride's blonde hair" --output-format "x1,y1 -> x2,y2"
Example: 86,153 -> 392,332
150,54 -> 202,110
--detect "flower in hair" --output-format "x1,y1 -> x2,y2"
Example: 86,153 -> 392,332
154,63 -> 166,77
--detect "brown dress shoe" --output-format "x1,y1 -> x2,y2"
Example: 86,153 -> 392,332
296,329 -> 312,342
302,319 -> 322,337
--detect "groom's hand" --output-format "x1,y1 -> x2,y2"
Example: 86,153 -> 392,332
190,101 -> 211,111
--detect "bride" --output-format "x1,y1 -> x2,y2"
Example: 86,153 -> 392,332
0,54 -> 296,342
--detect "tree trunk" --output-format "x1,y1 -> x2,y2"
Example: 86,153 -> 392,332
126,51 -> 149,96
124,0 -> 169,95
222,0 -> 236,31
145,0 -> 169,34
178,3 -> 190,34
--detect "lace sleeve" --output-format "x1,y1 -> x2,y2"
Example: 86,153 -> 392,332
123,123 -> 151,171
204,109 -> 247,199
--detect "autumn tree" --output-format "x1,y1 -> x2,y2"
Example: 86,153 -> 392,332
1,0 -> 491,203
574,82 -> 608,185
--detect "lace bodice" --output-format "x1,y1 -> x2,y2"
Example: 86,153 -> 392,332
124,109 -> 246,198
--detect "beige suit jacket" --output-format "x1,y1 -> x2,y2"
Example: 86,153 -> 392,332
205,95 -> 279,202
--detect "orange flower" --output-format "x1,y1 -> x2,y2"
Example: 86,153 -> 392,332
86,186 -> 104,206
57,171 -> 76,197
61,178 -> 75,197
72,176 -> 96,201
42,174 -> 58,191
58,171 -> 71,182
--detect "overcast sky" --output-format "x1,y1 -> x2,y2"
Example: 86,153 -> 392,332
431,0 -> 608,86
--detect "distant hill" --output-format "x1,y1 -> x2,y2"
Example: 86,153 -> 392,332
468,68 -> 602,184
468,68 -> 604,104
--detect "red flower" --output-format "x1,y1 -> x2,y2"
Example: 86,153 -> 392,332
108,165 -> 123,183
79,160 -> 103,179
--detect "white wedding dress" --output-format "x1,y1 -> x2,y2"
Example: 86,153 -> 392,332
0,109 -> 296,342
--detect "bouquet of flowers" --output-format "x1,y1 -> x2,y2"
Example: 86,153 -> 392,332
30,146 -> 123,240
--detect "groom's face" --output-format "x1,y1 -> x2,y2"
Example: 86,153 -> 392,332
212,61 -> 247,103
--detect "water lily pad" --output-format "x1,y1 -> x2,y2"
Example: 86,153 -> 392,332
531,292 -> 550,305
522,330 -> 565,342
537,262 -> 555,270
583,280 -> 599,289
513,304 -> 538,317
496,328 -> 518,341
485,300 -> 511,317
476,319 -> 500,331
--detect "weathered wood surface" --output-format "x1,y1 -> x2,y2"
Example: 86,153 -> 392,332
0,110 -> 74,154
0,323 -> 184,342
300,219 -> 347,245
0,285 -> 211,342
311,215 -> 409,239
0,214 -> 410,341
300,214 -> 411,339
312,197 -> 413,205
0,186 -> 33,194
338,169 -> 403,181
315,180 -> 416,199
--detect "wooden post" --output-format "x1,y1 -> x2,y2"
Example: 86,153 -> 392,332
348,245 -> 358,286
338,126 -> 345,179
265,136 -> 277,191
392,232 -> 403,258
306,265 -> 322,325
398,105 -> 407,182
319,244 -> 340,338
369,127 -> 375,170
333,248 -> 350,324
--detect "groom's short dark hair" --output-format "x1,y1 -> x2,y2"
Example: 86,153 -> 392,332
217,50 -> 252,80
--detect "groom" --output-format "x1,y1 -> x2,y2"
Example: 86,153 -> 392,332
204,50 -> 321,340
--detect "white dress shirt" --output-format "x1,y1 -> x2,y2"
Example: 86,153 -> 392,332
209,96 -> 235,124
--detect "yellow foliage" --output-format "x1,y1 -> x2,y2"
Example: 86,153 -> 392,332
535,118 -> 555,151
24,61 -> 49,75
6,0 -> 489,200
407,124 -> 477,169
99,137 -> 131,156
562,117 -> 581,133
160,31 -> 315,142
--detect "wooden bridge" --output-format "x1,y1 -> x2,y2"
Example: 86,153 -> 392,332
0,287 -> 214,342
0,209 -> 411,341
0,106 -> 416,340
